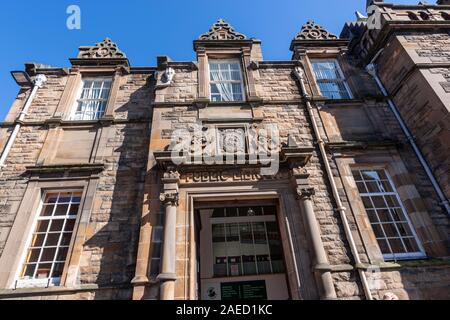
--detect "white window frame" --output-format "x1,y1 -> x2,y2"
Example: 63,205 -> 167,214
310,59 -> 353,100
13,190 -> 82,289
70,77 -> 112,121
208,59 -> 246,103
353,168 -> 426,261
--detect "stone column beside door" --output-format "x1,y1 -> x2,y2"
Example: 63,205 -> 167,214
291,167 -> 337,300
157,169 -> 180,300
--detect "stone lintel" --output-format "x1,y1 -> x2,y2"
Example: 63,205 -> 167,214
26,163 -> 105,175
326,140 -> 401,152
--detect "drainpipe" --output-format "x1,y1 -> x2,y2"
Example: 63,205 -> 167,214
0,74 -> 47,168
294,66 -> 373,300
365,53 -> 450,216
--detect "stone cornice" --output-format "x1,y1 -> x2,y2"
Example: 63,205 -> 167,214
26,163 -> 105,175
361,20 -> 450,64
326,140 -> 401,152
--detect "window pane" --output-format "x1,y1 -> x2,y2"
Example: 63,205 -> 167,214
35,220 -> 50,233
58,193 -> 72,203
49,220 -> 65,232
377,209 -> 391,223
45,195 -> 59,204
27,249 -> 41,263
372,224 -> 385,238
64,219 -> 76,232
362,197 -> 373,209
267,222 -> 284,274
30,233 -> 46,247
404,238 -> 420,252
54,204 -> 69,216
240,223 -> 256,276
366,209 -> 378,223
22,264 -> 36,278
68,204 -> 80,216
45,233 -> 60,247
356,182 -> 367,193
41,205 -> 55,217
383,223 -> 399,238
377,239 -> 391,255
61,233 -> 73,246
40,248 -> 57,262
51,263 -> 65,278
56,247 -> 69,262
389,239 -> 406,254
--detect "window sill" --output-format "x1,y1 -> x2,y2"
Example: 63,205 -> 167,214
15,278 -> 61,290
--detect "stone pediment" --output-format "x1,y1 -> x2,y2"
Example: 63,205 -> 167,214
199,19 -> 247,40
294,20 -> 338,41
77,38 -> 127,59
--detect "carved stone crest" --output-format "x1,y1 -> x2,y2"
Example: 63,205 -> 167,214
297,187 -> 316,200
294,20 -> 338,41
199,19 -> 247,40
78,38 -> 127,59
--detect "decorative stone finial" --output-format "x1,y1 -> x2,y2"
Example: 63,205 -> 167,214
199,19 -> 247,40
294,20 -> 338,41
78,38 -> 127,59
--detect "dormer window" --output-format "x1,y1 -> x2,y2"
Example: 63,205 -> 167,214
311,59 -> 352,100
209,59 -> 245,102
71,77 -> 112,120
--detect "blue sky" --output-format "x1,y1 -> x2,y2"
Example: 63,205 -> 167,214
0,0 -> 419,120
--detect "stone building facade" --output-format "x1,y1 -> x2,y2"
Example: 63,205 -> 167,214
0,1 -> 448,300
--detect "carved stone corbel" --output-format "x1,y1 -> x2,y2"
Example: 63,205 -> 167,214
297,187 -> 316,200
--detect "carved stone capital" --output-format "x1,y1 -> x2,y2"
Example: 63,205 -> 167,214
297,187 -> 315,200
160,192 -> 179,207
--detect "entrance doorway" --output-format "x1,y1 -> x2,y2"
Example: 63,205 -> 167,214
196,203 -> 290,300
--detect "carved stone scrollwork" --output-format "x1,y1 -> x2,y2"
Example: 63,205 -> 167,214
163,167 -> 181,180
78,38 -> 127,59
160,192 -> 179,207
297,187 -> 316,200
294,20 -> 338,41
199,19 -> 247,40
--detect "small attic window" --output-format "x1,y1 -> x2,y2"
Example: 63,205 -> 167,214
419,11 -> 431,20
441,12 -> 450,20
407,12 -> 419,21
